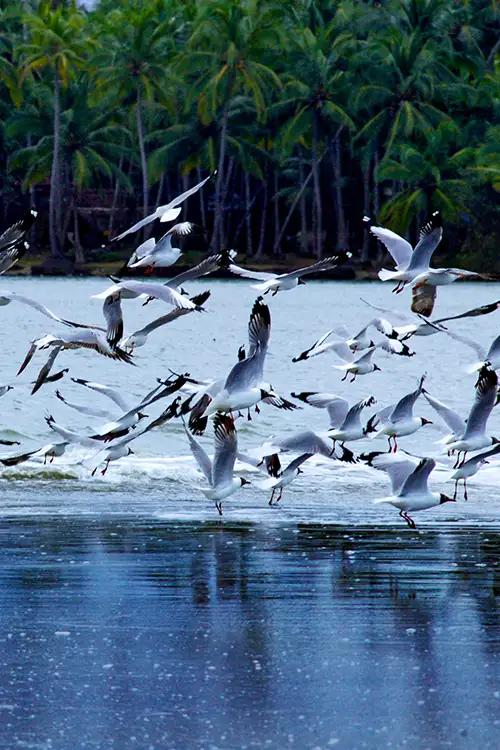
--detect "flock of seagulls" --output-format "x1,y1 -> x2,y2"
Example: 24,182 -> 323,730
0,172 -> 499,528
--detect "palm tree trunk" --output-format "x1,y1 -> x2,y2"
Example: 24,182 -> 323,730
108,154 -> 124,236
311,111 -> 322,259
136,90 -> 148,221
73,203 -> 85,265
154,172 -> 165,210
361,157 -> 371,262
331,136 -> 347,250
197,165 -> 207,227
244,170 -> 252,257
255,176 -> 269,259
299,157 -> 308,255
210,106 -> 229,249
273,171 -> 281,256
49,72 -> 62,257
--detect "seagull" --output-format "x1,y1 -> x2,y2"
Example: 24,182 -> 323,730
365,212 -> 442,293
446,366 -> 499,466
89,433 -> 138,476
111,172 -> 215,242
422,390 -> 465,448
127,222 -> 199,271
331,344 -> 381,382
292,391 -> 376,446
410,268 -> 497,317
292,322 -> 413,362
363,451 -> 455,528
120,290 -> 210,351
17,329 -> 133,380
450,331 -> 500,373
102,292 -> 123,347
91,279 -> 197,311
450,443 -> 500,500
0,441 -> 69,467
0,385 -> 13,398
258,453 -> 312,505
202,297 -> 277,417
228,252 -> 351,295
184,413 -> 250,515
254,430 -> 357,465
360,298 -> 449,340
368,375 -> 431,451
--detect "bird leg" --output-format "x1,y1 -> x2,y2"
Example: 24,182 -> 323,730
215,501 -> 223,516
50,454 -> 55,464
276,487 -> 283,503
400,510 -> 416,529
269,488 -> 275,506
393,436 -> 398,453
453,479 -> 458,501
387,436 -> 392,452
44,454 -> 47,466
350,373 -> 357,383
91,466 -> 98,477
464,478 -> 468,501
247,408 -> 252,421
255,404 -> 260,414
459,452 -> 467,468
101,460 -> 110,476
341,371 -> 348,382
453,452 -> 461,470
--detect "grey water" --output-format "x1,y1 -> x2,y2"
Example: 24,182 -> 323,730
0,278 -> 499,748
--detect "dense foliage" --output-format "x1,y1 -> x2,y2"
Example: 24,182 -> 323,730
0,0 -> 499,267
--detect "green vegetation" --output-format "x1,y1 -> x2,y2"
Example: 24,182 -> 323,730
0,0 -> 498,269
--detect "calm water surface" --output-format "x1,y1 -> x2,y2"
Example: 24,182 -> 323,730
0,278 -> 499,748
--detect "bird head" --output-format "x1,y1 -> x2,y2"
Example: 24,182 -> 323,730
440,493 -> 455,504
421,417 -> 433,426
240,477 -> 251,487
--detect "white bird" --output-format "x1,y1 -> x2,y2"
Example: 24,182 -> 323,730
360,298 -> 449,340
422,390 -> 465,448
0,289 -> 91,328
228,252 -> 351,295
366,212 -> 442,293
450,443 -> 500,500
90,433 -> 137,476
331,344 -> 381,382
449,331 -> 500,373
292,391 -> 375,446
111,173 -> 215,242
364,452 -> 455,528
368,376 -> 432,451
184,413 -> 250,515
0,441 -> 69,467
410,268 -> 497,317
254,430 -> 357,465
258,453 -> 312,505
292,322 -> 412,362
91,279 -> 197,310
127,222 -> 199,270
202,297 -> 275,417
0,210 -> 37,274
0,385 -> 13,398
446,367 -> 499,466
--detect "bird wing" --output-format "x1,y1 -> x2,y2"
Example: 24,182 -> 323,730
407,212 -> 442,271
390,376 -> 425,422
224,347 -> 263,392
275,430 -> 333,457
0,210 -> 36,251
463,367 -> 498,439
330,341 -> 353,362
434,300 -> 500,325
359,297 -> 412,323
165,253 -> 225,288
400,458 -> 435,496
247,297 -> 271,359
126,237 -> 156,266
228,262 -> 277,282
45,416 -> 100,447
55,390 -> 113,419
286,253 -> 350,280
369,227 -> 413,269
363,451 -> 419,494
116,280 -> 196,310
353,347 -> 376,365
211,413 -> 237,488
31,346 -> 63,395
0,289 -> 87,327
103,294 -> 123,346
340,396 -> 376,431
0,241 -> 29,275
485,334 -> 500,363
183,422 -> 212,484
70,378 -> 130,411
411,282 -> 437,317
292,330 -> 336,361
282,453 -> 312,476
158,172 -> 215,219
422,392 -> 465,435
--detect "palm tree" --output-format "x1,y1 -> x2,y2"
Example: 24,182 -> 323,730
19,1 -> 89,257
181,0 -> 284,248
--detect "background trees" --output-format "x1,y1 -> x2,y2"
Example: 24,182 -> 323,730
0,0 -> 498,268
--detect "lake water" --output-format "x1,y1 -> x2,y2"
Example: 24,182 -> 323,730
0,278 -> 499,748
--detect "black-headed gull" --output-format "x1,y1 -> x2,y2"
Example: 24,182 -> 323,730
368,375 -> 432,451
184,413 -> 250,515
450,443 -> 500,500
363,451 -> 455,528
111,173 -> 215,242
126,222 -> 200,270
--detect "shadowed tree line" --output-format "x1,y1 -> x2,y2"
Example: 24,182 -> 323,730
0,0 -> 498,271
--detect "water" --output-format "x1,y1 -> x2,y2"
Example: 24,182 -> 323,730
0,278 -> 499,748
